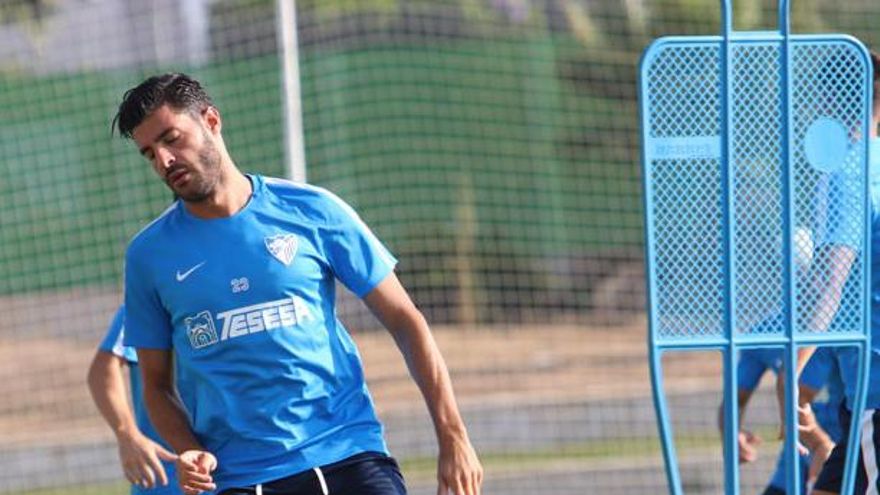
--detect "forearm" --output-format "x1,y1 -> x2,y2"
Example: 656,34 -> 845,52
87,353 -> 139,437
363,273 -> 482,493
388,312 -> 470,445
142,384 -> 203,454
138,348 -> 204,454
806,245 -> 856,333
800,421 -> 834,451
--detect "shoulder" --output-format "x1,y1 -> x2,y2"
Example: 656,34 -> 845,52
261,176 -> 363,227
126,202 -> 181,258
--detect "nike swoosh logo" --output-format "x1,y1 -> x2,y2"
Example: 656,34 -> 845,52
176,261 -> 206,282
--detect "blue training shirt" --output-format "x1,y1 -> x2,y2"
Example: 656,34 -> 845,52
98,305 -> 181,495
124,175 -> 397,492
827,138 -> 880,410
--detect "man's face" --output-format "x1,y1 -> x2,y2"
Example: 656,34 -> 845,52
131,104 -> 222,202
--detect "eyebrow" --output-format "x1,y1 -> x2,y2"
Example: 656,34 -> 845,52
139,128 -> 176,156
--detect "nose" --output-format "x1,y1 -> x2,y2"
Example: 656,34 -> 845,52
154,147 -> 175,173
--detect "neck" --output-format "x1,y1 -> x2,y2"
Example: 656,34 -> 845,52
183,162 -> 253,219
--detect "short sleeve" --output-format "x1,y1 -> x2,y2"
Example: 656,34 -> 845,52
98,305 -> 138,363
821,163 -> 863,250
737,350 -> 768,392
123,247 -> 174,349
320,192 -> 398,297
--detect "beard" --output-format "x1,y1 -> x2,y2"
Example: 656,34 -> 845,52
170,133 -> 222,203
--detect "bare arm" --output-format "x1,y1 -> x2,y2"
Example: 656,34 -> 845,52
87,351 -> 139,438
87,350 -> 175,488
775,245 -> 854,455
797,244 -> 857,371
138,348 -> 217,495
363,273 -> 483,495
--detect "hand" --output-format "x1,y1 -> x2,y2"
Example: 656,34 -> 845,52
798,403 -> 835,482
117,430 -> 177,489
177,450 -> 218,495
437,435 -> 483,495
737,430 -> 762,464
798,403 -> 819,437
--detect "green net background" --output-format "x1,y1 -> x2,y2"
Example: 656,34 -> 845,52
0,0 -> 878,494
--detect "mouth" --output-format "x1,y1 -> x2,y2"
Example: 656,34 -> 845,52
166,167 -> 190,188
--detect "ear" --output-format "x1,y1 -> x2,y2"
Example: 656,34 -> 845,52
202,106 -> 222,135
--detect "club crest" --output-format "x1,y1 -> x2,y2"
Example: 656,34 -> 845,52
265,233 -> 298,266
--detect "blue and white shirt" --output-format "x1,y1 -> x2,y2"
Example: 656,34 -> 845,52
124,175 -> 397,492
98,305 -> 181,495
825,138 -> 880,410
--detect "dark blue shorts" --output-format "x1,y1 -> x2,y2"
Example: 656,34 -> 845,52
813,406 -> 880,494
219,452 -> 407,495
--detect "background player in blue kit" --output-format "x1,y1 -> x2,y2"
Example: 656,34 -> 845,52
87,305 -> 181,495
114,73 -> 483,495
784,50 -> 880,495
723,346 -> 842,495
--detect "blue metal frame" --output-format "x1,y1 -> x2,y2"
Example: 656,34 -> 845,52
640,1 -> 873,494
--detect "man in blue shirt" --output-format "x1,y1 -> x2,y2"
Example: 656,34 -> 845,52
114,73 -> 483,495
792,50 -> 880,495
87,305 -> 181,495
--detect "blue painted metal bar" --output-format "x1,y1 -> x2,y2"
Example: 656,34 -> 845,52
639,37 -> 684,495
719,2 -> 738,493
840,45 -> 875,495
639,37 -> 685,495
775,2 -> 801,494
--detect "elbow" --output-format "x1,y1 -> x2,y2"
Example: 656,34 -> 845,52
86,354 -> 105,399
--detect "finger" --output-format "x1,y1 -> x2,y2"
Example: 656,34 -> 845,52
195,454 -> 217,473
182,470 -> 214,484
142,464 -> 157,489
471,472 -> 482,495
147,453 -> 169,487
437,479 -> 448,495
183,479 -> 217,493
156,445 -> 178,462
124,468 -> 138,486
451,475 -> 466,495
177,458 -> 198,470
130,463 -> 152,489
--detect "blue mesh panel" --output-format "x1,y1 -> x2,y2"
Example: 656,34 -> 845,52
642,38 -> 870,345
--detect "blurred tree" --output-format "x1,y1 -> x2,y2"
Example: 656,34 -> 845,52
0,0 -> 56,26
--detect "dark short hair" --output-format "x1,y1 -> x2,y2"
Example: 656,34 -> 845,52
870,50 -> 880,108
113,73 -> 214,138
